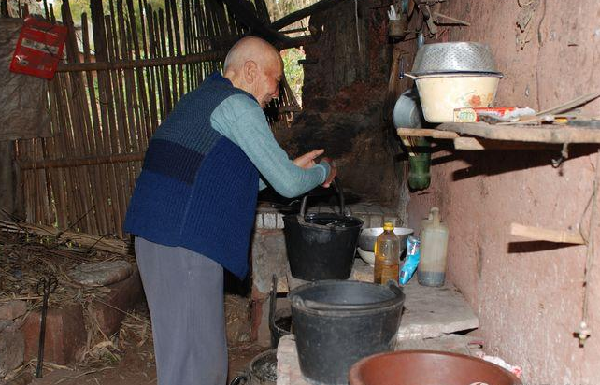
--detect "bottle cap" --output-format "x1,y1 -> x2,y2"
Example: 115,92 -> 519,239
383,221 -> 394,231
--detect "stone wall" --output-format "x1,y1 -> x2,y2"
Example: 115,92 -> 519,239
274,0 -> 405,207
407,0 -> 600,383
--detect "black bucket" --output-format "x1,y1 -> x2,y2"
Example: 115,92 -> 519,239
290,280 -> 405,385
283,180 -> 363,281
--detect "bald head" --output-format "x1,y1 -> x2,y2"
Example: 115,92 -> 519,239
223,36 -> 280,75
223,36 -> 283,107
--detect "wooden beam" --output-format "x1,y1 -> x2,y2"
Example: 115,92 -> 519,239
271,0 -> 341,30
56,50 -> 227,72
221,0 -> 292,45
19,152 -> 145,170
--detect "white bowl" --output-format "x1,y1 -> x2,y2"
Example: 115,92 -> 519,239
414,73 -> 502,122
357,248 -> 375,266
358,227 -> 414,252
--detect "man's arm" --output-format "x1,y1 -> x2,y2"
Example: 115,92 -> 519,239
211,94 -> 331,198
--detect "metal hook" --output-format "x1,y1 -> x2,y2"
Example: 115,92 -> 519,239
551,143 -> 569,168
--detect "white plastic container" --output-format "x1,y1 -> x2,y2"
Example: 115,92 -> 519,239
414,73 -> 502,122
418,207 -> 449,287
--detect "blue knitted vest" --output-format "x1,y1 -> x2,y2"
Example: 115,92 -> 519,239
124,73 -> 259,279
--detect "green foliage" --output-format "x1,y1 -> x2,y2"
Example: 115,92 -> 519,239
281,48 -> 305,104
51,0 -> 164,25
265,0 -> 318,22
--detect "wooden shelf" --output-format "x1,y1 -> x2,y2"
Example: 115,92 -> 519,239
397,121 -> 600,150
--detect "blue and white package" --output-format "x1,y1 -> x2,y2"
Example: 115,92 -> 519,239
399,236 -> 420,285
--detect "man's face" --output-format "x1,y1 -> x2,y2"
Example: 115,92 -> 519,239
254,60 -> 282,108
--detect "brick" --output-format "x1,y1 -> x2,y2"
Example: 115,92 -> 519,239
276,213 -> 285,229
89,269 -> 143,336
0,329 -> 24,377
263,213 -> 277,229
20,305 -> 87,365
254,213 -> 263,229
0,301 -> 27,321
68,260 -> 133,286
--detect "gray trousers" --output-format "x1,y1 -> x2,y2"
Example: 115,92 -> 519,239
135,237 -> 227,385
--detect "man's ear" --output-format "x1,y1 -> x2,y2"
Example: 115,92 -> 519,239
243,61 -> 258,84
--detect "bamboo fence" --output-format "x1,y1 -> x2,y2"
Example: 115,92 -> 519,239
14,0 -> 302,238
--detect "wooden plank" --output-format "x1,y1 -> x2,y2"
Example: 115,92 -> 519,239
437,122 -> 600,144
510,222 -> 586,245
397,127 -> 459,139
453,137 -> 561,151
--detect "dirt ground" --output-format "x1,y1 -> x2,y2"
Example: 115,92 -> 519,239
22,341 -> 265,385
9,297 -> 267,385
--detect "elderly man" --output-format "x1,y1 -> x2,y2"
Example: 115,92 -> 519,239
124,36 -> 336,385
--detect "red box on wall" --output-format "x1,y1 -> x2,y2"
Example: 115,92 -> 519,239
9,16 -> 67,79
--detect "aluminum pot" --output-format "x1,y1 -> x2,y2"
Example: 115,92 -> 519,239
410,72 -> 503,122
230,349 -> 278,385
412,42 -> 499,74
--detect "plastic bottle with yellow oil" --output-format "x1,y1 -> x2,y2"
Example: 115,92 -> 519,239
374,222 -> 401,284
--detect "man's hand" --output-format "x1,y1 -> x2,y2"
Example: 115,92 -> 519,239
293,149 -> 324,169
320,157 -> 336,188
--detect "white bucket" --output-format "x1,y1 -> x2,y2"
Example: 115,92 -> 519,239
414,73 -> 502,123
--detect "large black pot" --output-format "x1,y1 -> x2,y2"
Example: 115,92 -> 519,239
282,180 -> 363,281
290,280 -> 405,385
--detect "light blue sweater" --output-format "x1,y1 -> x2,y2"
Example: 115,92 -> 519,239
210,93 -> 330,197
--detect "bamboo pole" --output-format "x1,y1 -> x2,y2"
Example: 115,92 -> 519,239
62,0 -> 97,233
46,81 -> 67,229
52,73 -> 80,230
158,9 -> 173,115
150,9 -> 166,121
81,12 -> 109,235
127,0 -> 152,145
169,0 -> 185,97
164,0 -> 179,103
181,0 -> 192,90
104,12 -> 127,237
143,2 -> 160,131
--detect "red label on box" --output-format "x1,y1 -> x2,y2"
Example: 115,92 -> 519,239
9,17 -> 67,79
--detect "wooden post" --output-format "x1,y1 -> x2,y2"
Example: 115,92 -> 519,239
0,141 -> 22,220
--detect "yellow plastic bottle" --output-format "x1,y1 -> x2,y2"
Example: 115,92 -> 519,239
374,222 -> 401,284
